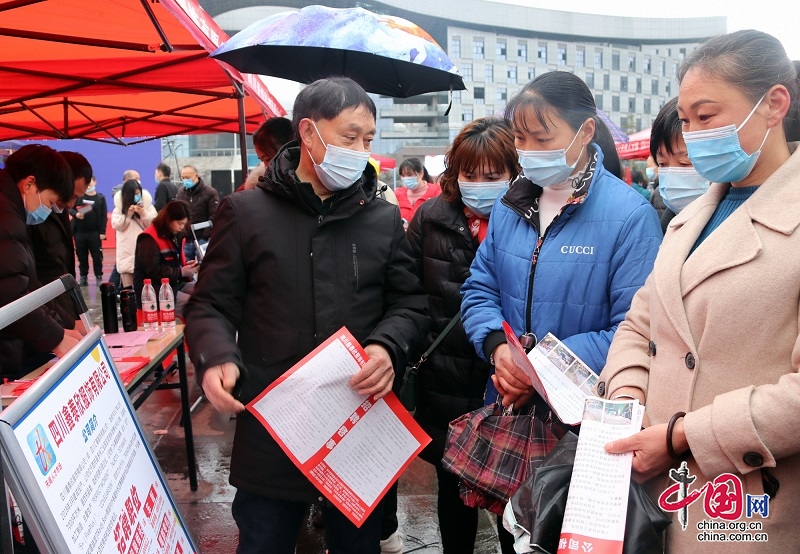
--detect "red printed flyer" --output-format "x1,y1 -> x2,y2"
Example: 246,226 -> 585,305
247,327 -> 431,527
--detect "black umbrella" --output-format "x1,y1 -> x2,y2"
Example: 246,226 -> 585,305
211,5 -> 466,98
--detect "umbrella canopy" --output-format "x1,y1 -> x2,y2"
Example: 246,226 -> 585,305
617,128 -> 652,160
596,110 -> 629,144
0,0 -> 285,143
212,5 -> 466,98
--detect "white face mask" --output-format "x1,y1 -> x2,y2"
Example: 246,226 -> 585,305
458,180 -> 510,217
401,176 -> 420,190
307,121 -> 371,192
658,167 -> 710,213
517,126 -> 585,187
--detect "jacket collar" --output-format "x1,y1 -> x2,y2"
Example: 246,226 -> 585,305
656,142 -> 800,349
259,141 -> 378,220
422,196 -> 474,240
501,144 -> 602,233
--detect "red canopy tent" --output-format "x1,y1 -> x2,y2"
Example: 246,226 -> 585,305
616,128 -> 652,161
0,0 -> 284,151
370,153 -> 397,170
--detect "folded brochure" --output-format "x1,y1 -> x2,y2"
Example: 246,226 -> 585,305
557,397 -> 644,554
502,322 -> 598,425
247,327 -> 431,527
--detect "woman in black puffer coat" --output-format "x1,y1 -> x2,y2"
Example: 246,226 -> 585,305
406,116 -> 519,554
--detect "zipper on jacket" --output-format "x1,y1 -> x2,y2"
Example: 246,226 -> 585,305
524,211 -> 564,334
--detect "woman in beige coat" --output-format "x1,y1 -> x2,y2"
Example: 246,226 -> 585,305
111,179 -> 157,287
600,30 -> 800,552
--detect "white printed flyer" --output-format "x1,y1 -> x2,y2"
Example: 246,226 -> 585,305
247,327 -> 431,527
557,397 -> 644,554
502,323 -> 598,425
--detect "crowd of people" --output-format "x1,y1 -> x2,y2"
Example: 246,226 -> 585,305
1,25 -> 798,554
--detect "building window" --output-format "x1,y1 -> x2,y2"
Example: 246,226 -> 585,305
474,87 -> 485,104
666,80 -> 671,95
576,47 -> 585,67
679,47 -> 686,60
659,60 -> 666,76
538,43 -> 547,63
485,64 -> 493,82
612,51 -> 620,71
636,77 -> 642,93
517,41 -> 527,62
636,117 -> 642,131
474,39 -> 485,59
496,40 -> 507,60
462,63 -> 473,81
603,73 -> 610,90
497,87 -> 507,102
628,97 -> 636,112
528,66 -> 535,80
612,96 -> 620,112
557,44 -> 567,66
651,78 -> 659,95
451,37 -> 461,58
508,65 -> 517,84
628,54 -> 636,72
462,108 -> 473,122
667,48 -> 672,57
585,71 -> 594,89
644,56 -> 651,74
643,98 -> 651,114
595,93 -> 603,111
594,49 -> 603,68
620,76 -> 628,92
453,90 -> 461,103
672,62 -> 679,77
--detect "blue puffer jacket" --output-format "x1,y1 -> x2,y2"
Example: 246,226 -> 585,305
461,145 -> 662,403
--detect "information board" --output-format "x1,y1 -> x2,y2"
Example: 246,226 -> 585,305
0,328 -> 197,553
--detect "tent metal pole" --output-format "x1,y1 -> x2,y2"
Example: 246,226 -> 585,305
237,91 -> 248,179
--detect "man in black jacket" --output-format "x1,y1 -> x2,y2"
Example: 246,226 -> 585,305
72,175 -> 108,285
0,145 -> 80,379
28,151 -> 90,323
184,78 -> 429,553
153,162 -> 177,212
176,164 -> 218,261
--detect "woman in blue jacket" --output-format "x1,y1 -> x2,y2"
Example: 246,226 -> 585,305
461,71 -> 663,411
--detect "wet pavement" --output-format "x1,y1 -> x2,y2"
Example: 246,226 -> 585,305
79,251 -> 504,553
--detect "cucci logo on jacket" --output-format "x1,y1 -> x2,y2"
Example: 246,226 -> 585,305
560,245 -> 595,255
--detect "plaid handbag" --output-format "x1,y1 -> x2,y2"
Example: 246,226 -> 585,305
442,401 -> 563,516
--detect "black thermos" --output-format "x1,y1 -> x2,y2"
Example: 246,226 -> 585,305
119,289 -> 138,332
99,283 -> 119,334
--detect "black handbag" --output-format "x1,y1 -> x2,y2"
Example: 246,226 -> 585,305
398,311 -> 461,412
508,432 -> 671,554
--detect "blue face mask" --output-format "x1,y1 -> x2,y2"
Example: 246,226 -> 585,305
86,185 -> 96,193
458,180 -> 510,217
25,191 -> 52,225
307,121 -> 371,192
645,167 -> 656,181
182,178 -> 196,189
134,193 -> 142,203
401,176 -> 420,190
517,126 -> 585,187
658,167 -> 710,214
683,94 -> 769,184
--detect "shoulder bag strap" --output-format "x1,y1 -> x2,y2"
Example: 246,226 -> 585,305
403,310 -> 461,384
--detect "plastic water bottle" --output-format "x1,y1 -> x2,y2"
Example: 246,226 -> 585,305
158,278 -> 176,328
141,279 -> 159,330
